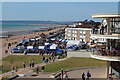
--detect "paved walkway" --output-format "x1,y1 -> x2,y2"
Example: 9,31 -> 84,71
67,67 -> 107,78
16,67 -> 107,79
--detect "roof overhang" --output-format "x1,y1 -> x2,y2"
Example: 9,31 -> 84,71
92,14 -> 120,18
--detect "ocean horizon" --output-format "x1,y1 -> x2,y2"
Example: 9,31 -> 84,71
0,20 -> 67,37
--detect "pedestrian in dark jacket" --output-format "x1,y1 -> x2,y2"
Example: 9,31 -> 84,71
82,72 -> 86,80
36,66 -> 39,74
41,66 -> 45,73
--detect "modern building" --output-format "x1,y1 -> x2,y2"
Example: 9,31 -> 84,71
65,21 -> 100,43
90,14 -> 120,79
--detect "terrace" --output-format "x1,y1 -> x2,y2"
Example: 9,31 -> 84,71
91,47 -> 120,61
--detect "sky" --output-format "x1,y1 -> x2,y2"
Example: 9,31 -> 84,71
1,2 -> 118,21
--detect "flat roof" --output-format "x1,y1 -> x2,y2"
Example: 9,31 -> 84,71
92,14 -> 120,18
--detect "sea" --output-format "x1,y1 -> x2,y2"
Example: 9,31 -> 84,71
0,21 -> 66,38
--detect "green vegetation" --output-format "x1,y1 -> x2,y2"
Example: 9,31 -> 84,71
2,55 -> 106,74
34,57 -> 106,72
2,55 -> 51,73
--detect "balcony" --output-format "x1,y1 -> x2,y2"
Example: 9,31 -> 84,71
90,48 -> 120,61
91,28 -> 120,39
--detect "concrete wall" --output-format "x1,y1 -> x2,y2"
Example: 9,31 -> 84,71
67,51 -> 91,58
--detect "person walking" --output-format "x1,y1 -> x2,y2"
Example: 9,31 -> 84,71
31,60 -> 34,67
11,66 -> 15,74
15,66 -> 18,72
41,66 -> 45,74
86,71 -> 91,80
29,61 -> 32,68
63,71 -> 68,80
23,62 -> 26,68
36,66 -> 39,74
82,72 -> 86,80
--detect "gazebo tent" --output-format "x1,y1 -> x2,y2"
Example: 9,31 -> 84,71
48,44 -> 57,50
38,46 -> 45,49
27,46 -> 33,49
20,38 -> 26,44
50,38 -> 56,41
45,43 -> 51,46
29,39 -> 35,41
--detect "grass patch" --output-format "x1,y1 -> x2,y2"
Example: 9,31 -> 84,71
2,55 -> 51,73
40,57 -> 106,72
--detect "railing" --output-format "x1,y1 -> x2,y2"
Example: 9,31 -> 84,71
92,28 -> 107,35
92,28 -> 120,35
111,28 -> 120,34
91,48 -> 120,57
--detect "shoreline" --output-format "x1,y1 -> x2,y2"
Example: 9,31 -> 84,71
1,26 -> 64,38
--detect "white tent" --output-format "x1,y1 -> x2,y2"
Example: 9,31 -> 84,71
45,43 -> 50,45
30,39 -> 35,41
50,44 -> 57,49
35,37 -> 41,40
39,46 -> 45,49
67,40 -> 81,47
51,38 -> 56,41
27,46 -> 33,49
59,39 -> 62,41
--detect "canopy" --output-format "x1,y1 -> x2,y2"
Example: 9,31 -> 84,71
45,43 -> 50,45
35,37 -> 41,40
29,39 -> 35,41
20,39 -> 26,44
50,38 -> 56,41
27,46 -> 33,49
39,46 -> 45,49
50,46 -> 57,49
59,39 -> 62,41
49,44 -> 57,49
12,48 -> 20,52
67,40 -> 80,47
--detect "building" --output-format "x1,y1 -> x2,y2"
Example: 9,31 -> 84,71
90,14 -> 120,79
65,20 -> 100,43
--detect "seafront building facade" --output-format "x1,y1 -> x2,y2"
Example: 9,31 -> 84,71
65,21 -> 100,43
90,14 -> 120,79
